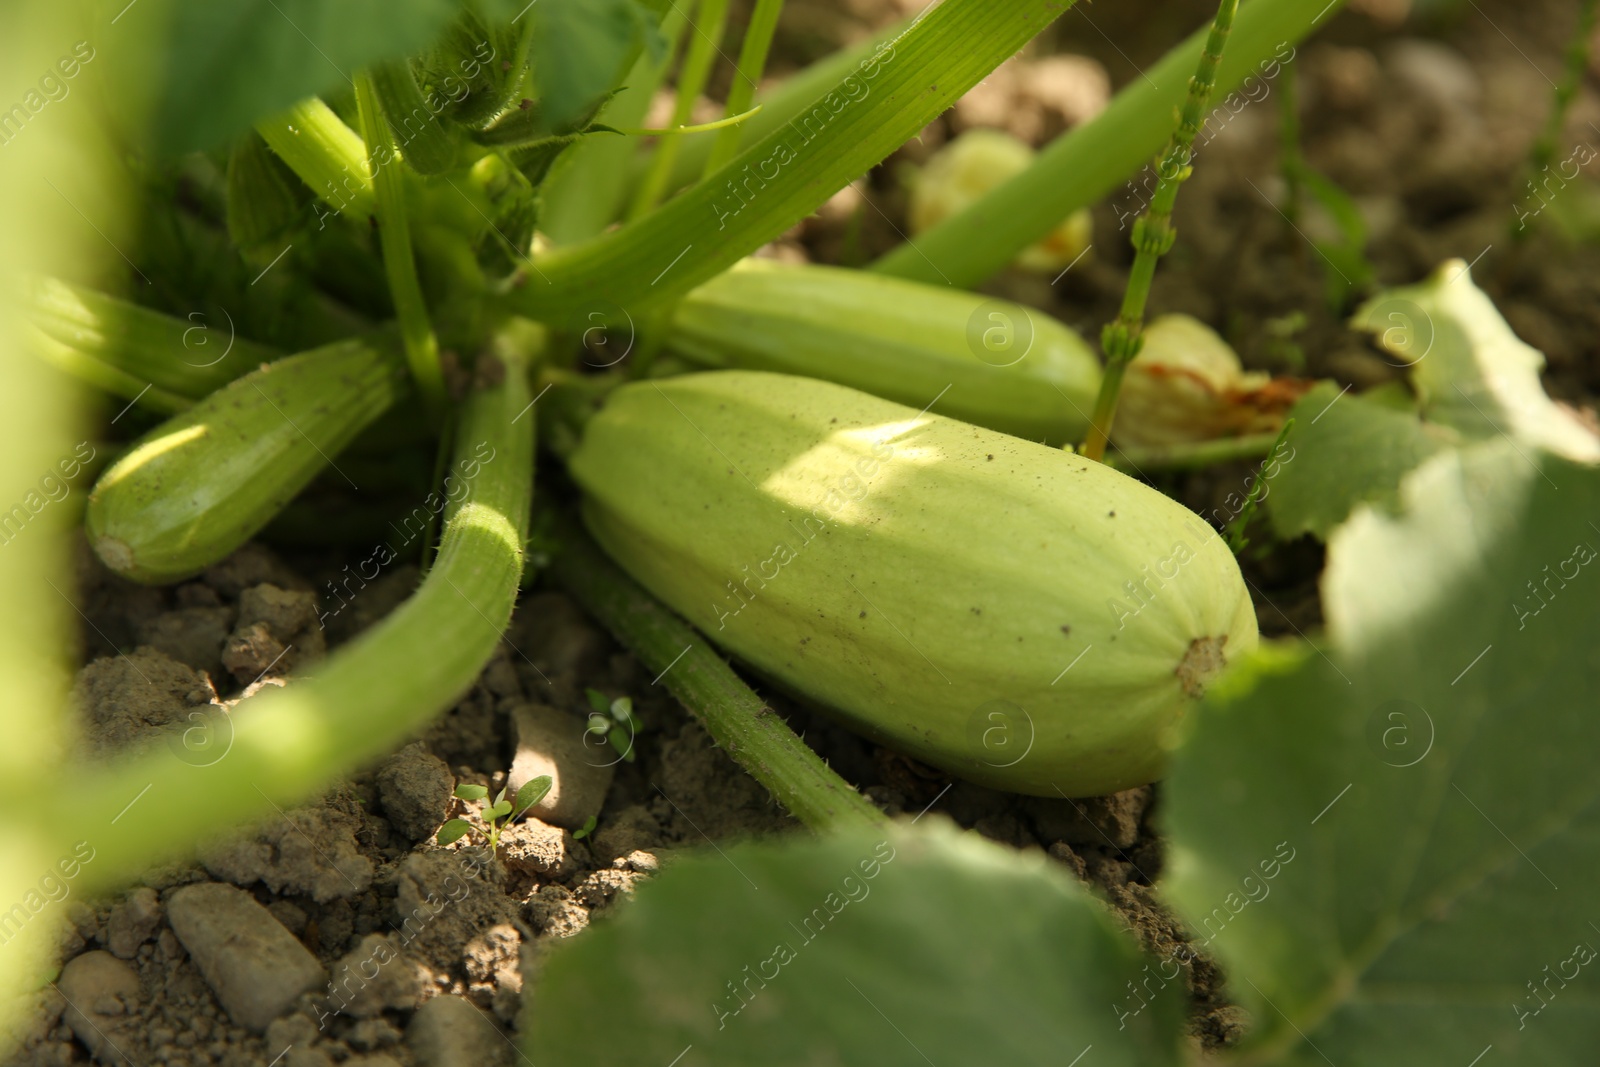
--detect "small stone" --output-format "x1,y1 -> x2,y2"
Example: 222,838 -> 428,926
106,887 -> 162,959
221,584 -> 325,684
507,704 -> 615,830
57,951 -> 139,1062
375,743 -> 455,843
1023,787 -> 1149,850
407,995 -> 510,1067
325,935 -> 425,1019
497,818 -> 573,878
135,605 -> 234,681
1385,39 -> 1480,116
167,883 -> 325,1032
525,885 -> 588,939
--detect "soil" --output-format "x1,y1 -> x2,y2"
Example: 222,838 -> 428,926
14,0 -> 1600,1064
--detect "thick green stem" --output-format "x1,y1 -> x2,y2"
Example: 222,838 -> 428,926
872,0 -> 1340,287
660,19 -> 908,195
25,277 -> 281,413
704,0 -> 786,178
1514,0 -> 1599,239
1105,431 -> 1281,474
1081,0 -> 1240,463
552,524 -> 888,834
629,0 -> 733,220
256,98 -> 375,221
508,0 -> 1071,326
62,323 -> 540,897
355,72 -> 447,414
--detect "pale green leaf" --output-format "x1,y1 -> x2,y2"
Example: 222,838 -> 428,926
1166,441 -> 1600,1064
526,821 -> 1185,1065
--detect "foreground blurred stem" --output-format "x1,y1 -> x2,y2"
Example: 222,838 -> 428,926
1081,0 -> 1240,463
63,322 -> 541,896
552,523 -> 889,834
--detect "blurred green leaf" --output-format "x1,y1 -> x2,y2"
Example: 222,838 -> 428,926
104,0 -> 458,156
455,783 -> 489,801
1167,441 -> 1600,1063
526,821 -> 1184,1065
1268,383 -> 1449,540
529,0 -> 660,131
437,818 -> 474,845
586,687 -> 613,714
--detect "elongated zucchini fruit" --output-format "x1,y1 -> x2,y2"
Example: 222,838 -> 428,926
570,371 -> 1258,796
87,337 -> 410,583
663,260 -> 1102,445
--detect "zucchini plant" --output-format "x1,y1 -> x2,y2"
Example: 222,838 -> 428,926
15,0 -> 1589,1063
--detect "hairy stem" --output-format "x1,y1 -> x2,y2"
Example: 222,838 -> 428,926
552,524 -> 888,834
630,0 -> 733,219
355,71 -> 447,414
1081,0 -> 1241,463
704,0 -> 786,177
64,323 -> 540,896
872,0 -> 1340,287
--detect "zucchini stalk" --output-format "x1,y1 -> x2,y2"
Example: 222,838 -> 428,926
86,336 -> 411,583
552,521 -> 889,834
25,277 -> 280,413
62,326 -> 538,896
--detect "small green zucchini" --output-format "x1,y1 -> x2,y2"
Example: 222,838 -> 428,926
87,336 -> 410,583
663,260 -> 1102,445
569,371 -> 1258,796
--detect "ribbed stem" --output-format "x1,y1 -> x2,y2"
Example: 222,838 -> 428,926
64,324 -> 540,896
256,98 -> 375,220
25,277 -> 281,413
355,71 -> 447,414
552,524 -> 888,834
1081,0 -> 1240,463
507,0 -> 1071,325
871,0 -> 1340,287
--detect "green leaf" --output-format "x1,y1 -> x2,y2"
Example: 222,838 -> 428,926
608,729 -> 634,763
573,815 -> 598,840
525,821 -> 1184,1064
611,696 -> 635,724
586,687 -> 613,715
530,0 -> 658,132
436,818 -> 474,846
455,783 -> 489,801
102,0 -> 458,156
1271,263 -> 1600,540
1268,383 -> 1450,540
1165,441 -> 1600,1064
1352,261 -> 1600,460
515,774 -> 553,813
